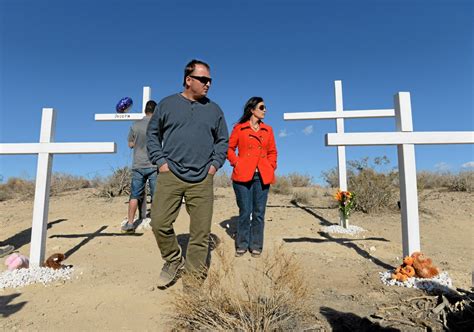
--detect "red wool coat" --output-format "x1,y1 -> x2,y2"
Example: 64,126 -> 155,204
227,121 -> 278,185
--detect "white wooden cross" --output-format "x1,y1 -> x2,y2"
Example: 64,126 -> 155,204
94,86 -> 152,219
95,86 -> 151,121
0,108 -> 116,266
284,81 -> 395,227
326,92 -> 474,257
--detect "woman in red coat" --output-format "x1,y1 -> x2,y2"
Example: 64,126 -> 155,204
227,97 -> 277,257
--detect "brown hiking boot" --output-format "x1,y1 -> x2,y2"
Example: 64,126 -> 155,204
157,257 -> 185,289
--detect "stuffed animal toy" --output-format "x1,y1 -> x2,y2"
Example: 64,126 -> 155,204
411,252 -> 439,278
391,251 -> 439,281
5,253 -> 29,270
44,253 -> 66,269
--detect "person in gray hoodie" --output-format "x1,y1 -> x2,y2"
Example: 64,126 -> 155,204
147,59 -> 229,288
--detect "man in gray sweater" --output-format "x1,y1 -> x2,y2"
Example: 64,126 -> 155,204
147,59 -> 229,288
121,100 -> 158,233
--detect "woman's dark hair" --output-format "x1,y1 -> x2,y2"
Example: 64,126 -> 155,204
183,59 -> 210,87
237,96 -> 264,124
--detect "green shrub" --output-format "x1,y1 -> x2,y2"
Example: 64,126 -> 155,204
322,156 -> 398,213
349,168 -> 398,213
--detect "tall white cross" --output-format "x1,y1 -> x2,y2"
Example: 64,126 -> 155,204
94,86 -> 153,218
0,108 -> 116,266
326,92 -> 474,256
284,81 -> 395,227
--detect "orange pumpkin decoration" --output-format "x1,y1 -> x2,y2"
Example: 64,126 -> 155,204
395,272 -> 403,280
410,252 -> 439,278
403,256 -> 414,266
402,265 -> 415,277
416,266 -> 439,279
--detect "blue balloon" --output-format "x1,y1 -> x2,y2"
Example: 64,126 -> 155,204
116,97 -> 133,113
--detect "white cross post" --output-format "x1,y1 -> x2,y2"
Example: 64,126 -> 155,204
94,86 -> 152,219
326,92 -> 474,256
284,81 -> 395,228
0,108 -> 116,266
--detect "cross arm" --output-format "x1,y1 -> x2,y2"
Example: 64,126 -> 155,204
284,109 -> 395,121
94,114 -> 145,121
326,132 -> 474,146
0,142 -> 117,154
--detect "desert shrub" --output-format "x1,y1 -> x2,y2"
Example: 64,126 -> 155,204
347,157 -> 398,213
321,168 -> 338,188
0,188 -> 14,202
270,175 -> 292,195
170,245 -> 311,331
349,168 -> 398,213
290,190 -> 311,205
449,170 -> 474,192
94,166 -> 131,198
416,170 -> 473,192
213,170 -> 232,188
417,171 -> 454,190
0,173 -> 92,201
0,177 -> 35,200
287,172 -> 313,187
50,173 -> 91,195
322,156 -> 398,213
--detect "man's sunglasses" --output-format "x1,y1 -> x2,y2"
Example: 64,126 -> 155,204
189,75 -> 212,85
258,105 -> 266,111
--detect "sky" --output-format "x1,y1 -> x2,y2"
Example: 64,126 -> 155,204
1,0 -> 473,185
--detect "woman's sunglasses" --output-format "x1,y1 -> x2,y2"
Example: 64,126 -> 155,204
258,105 -> 266,111
189,75 -> 212,85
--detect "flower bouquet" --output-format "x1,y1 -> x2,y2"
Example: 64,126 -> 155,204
334,190 -> 356,228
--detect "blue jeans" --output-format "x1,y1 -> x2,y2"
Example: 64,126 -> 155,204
232,172 -> 269,252
130,167 -> 157,200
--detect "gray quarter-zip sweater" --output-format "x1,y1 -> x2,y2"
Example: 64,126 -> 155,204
146,93 -> 229,182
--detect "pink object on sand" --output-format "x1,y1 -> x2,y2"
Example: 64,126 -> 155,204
5,253 -> 29,270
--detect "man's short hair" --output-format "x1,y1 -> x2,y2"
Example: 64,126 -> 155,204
183,59 -> 210,87
145,100 -> 157,114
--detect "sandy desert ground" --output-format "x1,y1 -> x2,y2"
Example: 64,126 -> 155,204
0,186 -> 472,331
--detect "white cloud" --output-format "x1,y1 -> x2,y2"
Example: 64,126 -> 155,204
434,162 -> 450,171
461,161 -> 474,169
302,125 -> 313,135
278,129 -> 289,138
